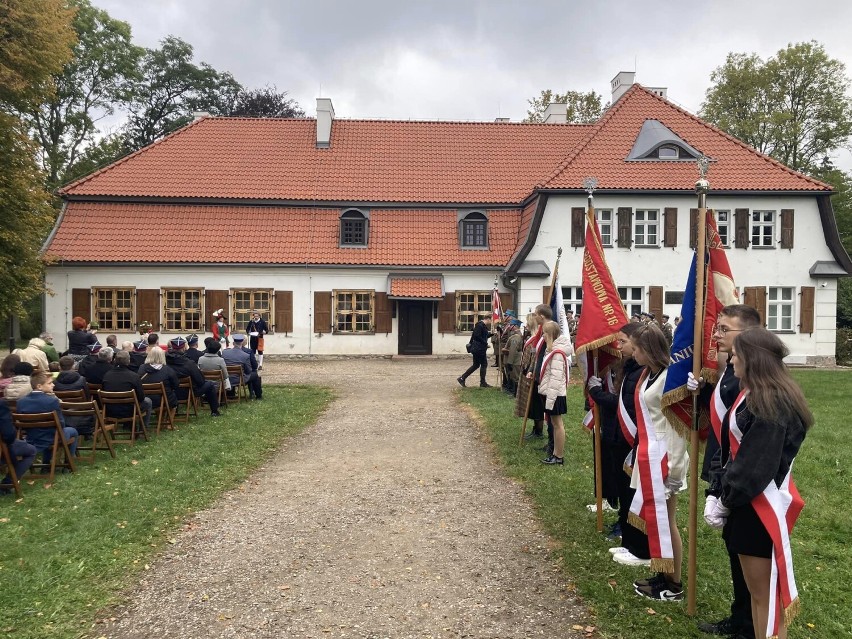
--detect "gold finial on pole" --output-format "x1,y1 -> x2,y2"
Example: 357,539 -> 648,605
583,177 -> 598,207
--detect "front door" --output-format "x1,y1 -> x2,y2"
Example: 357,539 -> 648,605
398,301 -> 432,355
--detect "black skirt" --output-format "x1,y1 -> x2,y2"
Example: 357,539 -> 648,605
723,503 -> 773,559
543,395 -> 567,416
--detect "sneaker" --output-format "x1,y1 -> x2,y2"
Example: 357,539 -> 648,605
607,522 -> 622,540
479,381 -> 492,388
457,377 -> 466,388
523,431 -> 544,441
211,411 -> 221,417
635,577 -> 683,602
586,502 -> 616,513
633,573 -> 667,589
613,551 -> 651,567
541,455 -> 564,465
608,546 -> 628,555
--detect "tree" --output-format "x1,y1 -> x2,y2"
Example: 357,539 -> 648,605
123,36 -> 242,150
701,41 -> 852,173
20,0 -> 142,189
229,85 -> 305,118
524,89 -> 605,124
62,131 -> 130,185
0,0 -> 75,319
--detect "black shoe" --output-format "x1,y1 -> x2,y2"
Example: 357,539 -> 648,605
541,455 -> 563,465
457,377 -> 466,387
479,382 -> 491,388
635,577 -> 683,601
697,617 -> 744,636
211,411 -> 221,417
523,431 -> 544,441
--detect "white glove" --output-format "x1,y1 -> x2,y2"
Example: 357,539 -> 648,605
587,375 -> 602,390
703,496 -> 730,529
687,372 -> 702,392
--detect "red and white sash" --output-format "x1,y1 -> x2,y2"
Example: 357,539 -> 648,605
540,348 -> 569,384
524,326 -> 543,350
628,369 -> 674,573
710,376 -> 728,444
617,382 -> 637,448
727,391 -> 803,638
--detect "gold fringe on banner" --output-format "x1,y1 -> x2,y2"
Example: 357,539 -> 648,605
628,512 -> 646,533
576,335 -> 622,356
701,365 -> 720,386
784,597 -> 801,626
650,557 -> 675,574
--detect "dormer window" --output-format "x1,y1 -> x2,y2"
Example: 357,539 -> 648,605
340,209 -> 369,247
657,145 -> 679,159
627,120 -> 702,162
459,211 -> 488,248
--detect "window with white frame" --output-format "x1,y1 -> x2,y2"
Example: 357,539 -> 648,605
456,291 -> 491,332
596,209 -> 613,246
751,210 -> 776,247
618,287 -> 643,317
561,286 -> 583,316
767,287 -> 794,331
634,209 -> 659,246
715,210 -> 730,247
334,290 -> 374,333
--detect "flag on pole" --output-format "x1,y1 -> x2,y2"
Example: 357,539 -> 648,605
549,271 -> 573,349
661,212 -> 739,437
492,285 -> 503,323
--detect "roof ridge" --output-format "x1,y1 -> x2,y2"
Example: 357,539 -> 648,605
58,117 -> 210,196
190,115 -> 598,127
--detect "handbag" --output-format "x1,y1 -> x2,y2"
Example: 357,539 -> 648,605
465,341 -> 473,353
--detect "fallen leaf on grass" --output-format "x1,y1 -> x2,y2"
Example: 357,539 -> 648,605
646,607 -> 656,615
572,624 -> 584,631
0,518 -> 9,523
131,460 -> 139,465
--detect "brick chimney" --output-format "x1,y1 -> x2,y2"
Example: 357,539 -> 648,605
316,98 -> 334,148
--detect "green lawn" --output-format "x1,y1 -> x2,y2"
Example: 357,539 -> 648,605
0,385 -> 332,639
458,369 -> 852,639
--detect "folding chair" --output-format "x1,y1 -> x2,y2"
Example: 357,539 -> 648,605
4,399 -> 16,414
201,370 -> 228,410
61,400 -> 116,463
55,388 -> 88,402
0,440 -> 23,497
87,383 -> 103,407
98,390 -> 149,445
12,411 -> 77,481
175,378 -> 198,425
226,365 -> 249,403
142,382 -> 176,435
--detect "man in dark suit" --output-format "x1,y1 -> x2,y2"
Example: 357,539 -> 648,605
102,351 -> 152,431
81,347 -> 115,385
184,334 -> 203,363
129,339 -> 147,372
165,337 -> 221,416
16,372 -> 78,465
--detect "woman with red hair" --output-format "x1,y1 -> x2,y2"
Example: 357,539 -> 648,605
67,316 -> 98,360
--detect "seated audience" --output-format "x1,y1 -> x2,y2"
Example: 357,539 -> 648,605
129,339 -> 147,373
184,334 -> 202,363
0,354 -> 21,396
66,316 -> 98,360
101,351 -> 152,431
165,337 -> 221,417
77,342 -> 103,378
39,333 -> 60,363
0,399 -> 36,491
16,372 -> 79,465
4,362 -> 35,401
139,347 -> 179,411
54,356 -> 94,436
223,335 -> 263,399
81,346 -> 115,385
13,337 -> 50,373
105,334 -> 118,350
197,340 -> 232,393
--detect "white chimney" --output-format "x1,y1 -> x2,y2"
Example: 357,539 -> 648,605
192,111 -> 210,121
646,86 -> 668,100
542,102 -> 568,124
611,71 -> 636,104
316,98 -> 334,148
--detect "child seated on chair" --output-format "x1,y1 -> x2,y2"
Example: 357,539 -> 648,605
16,372 -> 78,466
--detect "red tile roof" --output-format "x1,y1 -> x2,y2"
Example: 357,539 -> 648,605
45,202 -> 520,266
60,119 -> 590,204
388,277 -> 443,299
540,86 -> 831,192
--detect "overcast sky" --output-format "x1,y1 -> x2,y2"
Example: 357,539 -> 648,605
93,0 -> 852,167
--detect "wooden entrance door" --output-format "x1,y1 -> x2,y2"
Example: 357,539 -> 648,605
398,301 -> 432,355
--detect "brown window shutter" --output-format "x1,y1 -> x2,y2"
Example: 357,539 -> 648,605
542,286 -> 550,304
374,292 -> 392,333
501,292 -> 514,317
205,290 -> 229,332
743,286 -> 767,325
799,286 -> 815,334
663,208 -> 678,247
571,207 -> 586,247
735,208 -> 750,249
72,288 -> 91,322
136,289 -> 160,331
617,207 -> 633,248
438,293 -> 456,333
274,290 -> 293,334
648,286 -> 663,322
689,208 -> 699,249
313,291 -> 332,334
780,209 -> 794,249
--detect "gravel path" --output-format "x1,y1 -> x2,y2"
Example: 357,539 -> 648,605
99,358 -> 591,639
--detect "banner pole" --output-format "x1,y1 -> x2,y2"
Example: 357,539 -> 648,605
592,349 -> 604,532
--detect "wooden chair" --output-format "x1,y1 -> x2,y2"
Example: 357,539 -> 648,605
12,411 -> 77,481
142,382 -> 176,435
98,390 -> 149,445
60,400 -> 116,463
175,378 -> 198,424
226,365 -> 249,403
201,370 -> 228,410
87,383 -> 102,406
4,399 -> 16,414
54,388 -> 88,402
0,440 -> 23,497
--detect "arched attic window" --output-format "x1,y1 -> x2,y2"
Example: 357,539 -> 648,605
627,120 -> 702,161
459,211 -> 488,249
340,208 -> 369,247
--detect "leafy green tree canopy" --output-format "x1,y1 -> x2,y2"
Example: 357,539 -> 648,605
229,85 -> 305,118
524,89 -> 605,124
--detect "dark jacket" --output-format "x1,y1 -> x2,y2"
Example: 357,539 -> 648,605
185,347 -> 203,363
0,400 -> 15,445
587,370 -> 620,443
81,360 -> 114,385
138,364 -> 179,408
66,329 -> 98,356
16,391 -> 68,450
468,321 -> 491,355
77,354 -> 99,378
129,351 -> 147,373
165,351 -> 206,393
700,363 -> 741,482
54,370 -> 88,395
101,365 -> 145,419
617,358 -> 644,426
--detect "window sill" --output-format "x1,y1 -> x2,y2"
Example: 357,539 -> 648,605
460,245 -> 490,251
769,329 -> 796,334
332,331 -> 376,336
634,244 -> 661,249
750,246 -> 776,250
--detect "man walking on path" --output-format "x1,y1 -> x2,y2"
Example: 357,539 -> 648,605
458,316 -> 493,388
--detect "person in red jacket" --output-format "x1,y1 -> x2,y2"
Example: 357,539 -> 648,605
212,309 -> 230,348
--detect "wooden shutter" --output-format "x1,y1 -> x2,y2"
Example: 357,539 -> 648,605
617,207 -> 633,248
663,208 -> 678,247
136,289 -> 160,331
648,286 -> 663,323
438,293 -> 456,333
313,291 -> 332,334
735,208 -> 750,249
274,290 -> 293,334
374,292 -> 392,333
689,208 -> 699,249
780,209 -> 794,249
571,207 -> 585,247
542,286 -> 550,303
743,286 -> 767,325
205,290 -> 229,332
799,286 -> 815,334
71,288 -> 91,321
501,292 -> 514,317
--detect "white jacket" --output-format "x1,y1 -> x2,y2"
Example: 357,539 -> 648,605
538,335 -> 571,410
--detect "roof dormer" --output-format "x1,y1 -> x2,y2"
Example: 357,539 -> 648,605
627,119 -> 702,161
